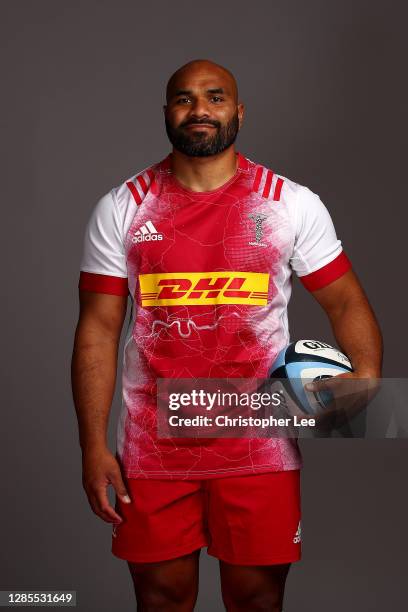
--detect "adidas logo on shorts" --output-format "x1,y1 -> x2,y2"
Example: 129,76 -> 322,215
293,521 -> 301,544
132,220 -> 163,243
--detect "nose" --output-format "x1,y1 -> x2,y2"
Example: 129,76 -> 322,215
188,97 -> 211,119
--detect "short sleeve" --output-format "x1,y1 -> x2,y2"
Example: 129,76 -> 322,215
78,191 -> 129,296
290,186 -> 351,291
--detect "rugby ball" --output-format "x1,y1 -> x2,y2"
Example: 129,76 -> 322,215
268,339 -> 353,414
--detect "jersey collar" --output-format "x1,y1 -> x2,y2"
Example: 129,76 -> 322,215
158,151 -> 249,174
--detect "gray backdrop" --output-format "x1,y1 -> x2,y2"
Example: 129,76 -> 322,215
1,1 -> 407,610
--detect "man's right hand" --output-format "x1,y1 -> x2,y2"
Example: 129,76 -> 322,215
82,446 -> 131,524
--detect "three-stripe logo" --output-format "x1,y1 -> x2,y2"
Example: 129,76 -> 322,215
293,521 -> 301,544
132,220 -> 164,243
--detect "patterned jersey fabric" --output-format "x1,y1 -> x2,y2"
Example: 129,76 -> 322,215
79,152 -> 351,479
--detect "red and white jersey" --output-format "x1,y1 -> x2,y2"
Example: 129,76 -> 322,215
79,152 -> 351,479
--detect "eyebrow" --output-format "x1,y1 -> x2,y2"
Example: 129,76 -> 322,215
173,87 -> 226,97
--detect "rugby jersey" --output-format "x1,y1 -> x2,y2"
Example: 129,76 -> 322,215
79,151 -> 351,479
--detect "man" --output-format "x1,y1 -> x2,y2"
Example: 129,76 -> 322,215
72,59 -> 382,611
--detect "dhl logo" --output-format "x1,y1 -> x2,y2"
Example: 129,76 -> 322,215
139,272 -> 269,306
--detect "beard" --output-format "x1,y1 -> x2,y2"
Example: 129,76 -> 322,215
165,112 -> 240,157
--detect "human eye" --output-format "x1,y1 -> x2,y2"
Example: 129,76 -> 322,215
176,97 -> 191,104
211,96 -> 224,103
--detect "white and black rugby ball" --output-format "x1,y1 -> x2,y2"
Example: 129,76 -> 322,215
268,340 -> 353,414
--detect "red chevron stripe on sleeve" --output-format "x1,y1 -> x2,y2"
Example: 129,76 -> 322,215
273,177 -> 284,201
252,166 -> 263,192
262,170 -> 274,198
126,180 -> 142,205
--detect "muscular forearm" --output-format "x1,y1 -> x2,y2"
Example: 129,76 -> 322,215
71,324 -> 120,452
329,295 -> 383,377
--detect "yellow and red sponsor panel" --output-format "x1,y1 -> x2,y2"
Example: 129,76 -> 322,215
139,271 -> 269,306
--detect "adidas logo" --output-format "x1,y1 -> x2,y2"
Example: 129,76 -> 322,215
132,220 -> 163,243
293,521 -> 301,544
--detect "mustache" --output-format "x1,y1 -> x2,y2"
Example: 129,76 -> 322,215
180,119 -> 221,128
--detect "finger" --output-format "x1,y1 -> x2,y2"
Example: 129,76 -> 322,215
109,472 -> 131,504
87,492 -> 120,523
304,382 -> 317,392
91,487 -> 124,523
305,379 -> 334,392
89,500 -> 119,524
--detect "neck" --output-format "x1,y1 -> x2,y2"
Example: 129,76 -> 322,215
169,146 -> 239,192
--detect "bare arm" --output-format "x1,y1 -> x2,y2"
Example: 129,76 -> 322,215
71,290 -> 130,523
310,269 -> 383,377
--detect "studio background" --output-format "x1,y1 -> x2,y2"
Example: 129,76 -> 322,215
1,1 -> 407,610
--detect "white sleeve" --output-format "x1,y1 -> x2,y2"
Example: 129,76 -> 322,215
80,191 -> 127,278
289,185 -> 343,277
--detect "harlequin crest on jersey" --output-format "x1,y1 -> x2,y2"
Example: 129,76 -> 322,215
248,213 -> 268,247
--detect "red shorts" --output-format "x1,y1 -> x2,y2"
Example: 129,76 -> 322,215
111,470 -> 301,566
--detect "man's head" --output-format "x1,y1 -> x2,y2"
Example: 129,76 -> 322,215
163,59 -> 244,157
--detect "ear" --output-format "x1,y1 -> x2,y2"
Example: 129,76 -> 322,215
237,102 -> 245,129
